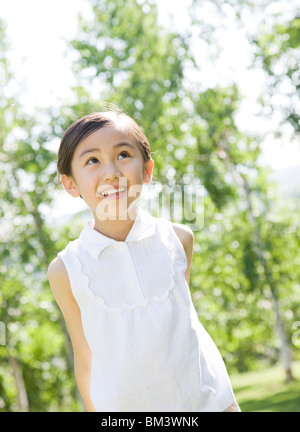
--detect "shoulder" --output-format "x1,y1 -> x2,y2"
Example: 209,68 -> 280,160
48,255 -> 68,282
172,223 -> 194,252
47,240 -> 79,283
47,256 -> 71,301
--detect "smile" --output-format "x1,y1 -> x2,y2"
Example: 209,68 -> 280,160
97,186 -> 127,199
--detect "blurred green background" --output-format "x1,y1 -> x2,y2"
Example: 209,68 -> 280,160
0,0 -> 299,412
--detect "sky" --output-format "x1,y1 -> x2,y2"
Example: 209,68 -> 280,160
1,0 -> 300,174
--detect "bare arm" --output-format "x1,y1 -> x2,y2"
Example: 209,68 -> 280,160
48,256 -> 96,412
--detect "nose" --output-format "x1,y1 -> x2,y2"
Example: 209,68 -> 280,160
102,161 -> 122,183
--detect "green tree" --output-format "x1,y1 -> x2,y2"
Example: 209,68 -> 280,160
189,83 -> 299,378
254,15 -> 300,135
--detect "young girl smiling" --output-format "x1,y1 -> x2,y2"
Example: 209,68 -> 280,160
48,108 -> 240,412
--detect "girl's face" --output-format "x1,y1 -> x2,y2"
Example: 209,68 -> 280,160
61,126 -> 154,221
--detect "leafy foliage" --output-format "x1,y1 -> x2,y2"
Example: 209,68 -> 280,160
254,16 -> 300,134
0,0 -> 299,411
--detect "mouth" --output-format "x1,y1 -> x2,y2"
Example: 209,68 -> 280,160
96,186 -> 127,199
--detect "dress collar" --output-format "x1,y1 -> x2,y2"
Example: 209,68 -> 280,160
78,206 -> 156,259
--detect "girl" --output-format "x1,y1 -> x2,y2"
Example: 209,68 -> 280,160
48,108 -> 240,412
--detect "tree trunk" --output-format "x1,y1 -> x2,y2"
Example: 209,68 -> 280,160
272,293 -> 294,381
8,355 -> 29,412
217,141 -> 294,380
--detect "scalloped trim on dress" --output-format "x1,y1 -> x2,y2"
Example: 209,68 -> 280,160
68,224 -> 178,313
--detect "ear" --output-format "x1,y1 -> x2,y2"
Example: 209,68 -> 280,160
143,158 -> 154,184
61,174 -> 81,198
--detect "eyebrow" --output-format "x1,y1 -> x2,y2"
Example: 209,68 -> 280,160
79,142 -> 136,158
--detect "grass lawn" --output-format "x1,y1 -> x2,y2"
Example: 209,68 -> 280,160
231,361 -> 300,412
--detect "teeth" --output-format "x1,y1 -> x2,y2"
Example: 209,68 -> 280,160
100,187 -> 126,197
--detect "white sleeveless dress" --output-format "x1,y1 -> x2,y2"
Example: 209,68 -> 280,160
58,206 -> 236,412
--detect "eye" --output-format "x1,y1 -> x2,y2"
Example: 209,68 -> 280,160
86,157 -> 99,165
118,151 -> 130,160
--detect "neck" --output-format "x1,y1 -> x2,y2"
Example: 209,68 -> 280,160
92,205 -> 138,241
